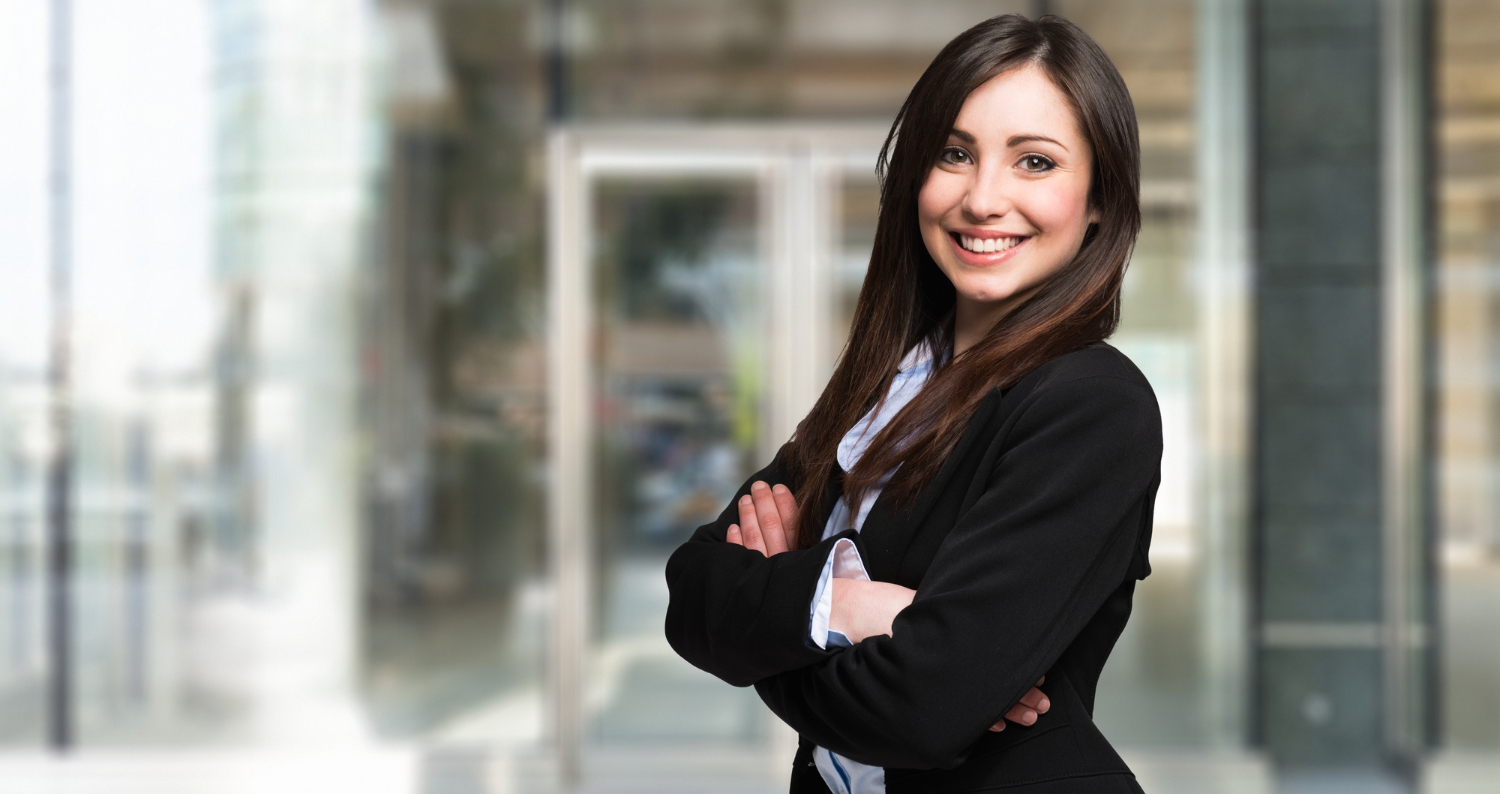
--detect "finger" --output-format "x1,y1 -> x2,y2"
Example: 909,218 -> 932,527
1003,704 -> 1038,726
988,720 -> 1006,732
737,495 -> 767,555
726,524 -> 743,546
771,484 -> 800,549
750,482 -> 787,555
1017,687 -> 1050,713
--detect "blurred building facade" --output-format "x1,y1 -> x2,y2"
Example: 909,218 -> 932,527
0,1 -> 1494,793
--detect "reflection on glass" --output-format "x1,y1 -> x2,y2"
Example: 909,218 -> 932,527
589,180 -> 767,744
1436,0 -> 1500,752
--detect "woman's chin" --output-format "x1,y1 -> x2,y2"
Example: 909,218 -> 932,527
956,292 -> 1020,316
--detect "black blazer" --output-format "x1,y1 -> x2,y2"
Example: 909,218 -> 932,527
665,343 -> 1162,793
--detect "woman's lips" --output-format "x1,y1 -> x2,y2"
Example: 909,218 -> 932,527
948,232 -> 1030,266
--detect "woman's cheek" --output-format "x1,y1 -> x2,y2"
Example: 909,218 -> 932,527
917,172 -> 961,223
1029,183 -> 1093,237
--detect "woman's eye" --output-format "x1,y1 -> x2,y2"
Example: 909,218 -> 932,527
1019,154 -> 1056,172
940,147 -> 972,165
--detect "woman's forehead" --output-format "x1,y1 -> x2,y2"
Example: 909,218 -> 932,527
952,66 -> 1086,149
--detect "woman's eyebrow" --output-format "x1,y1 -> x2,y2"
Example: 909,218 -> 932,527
1008,134 -> 1067,150
947,129 -> 1069,152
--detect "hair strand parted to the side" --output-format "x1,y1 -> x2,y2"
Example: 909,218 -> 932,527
786,14 -> 1141,549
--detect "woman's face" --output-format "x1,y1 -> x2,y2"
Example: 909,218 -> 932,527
917,64 -> 1098,332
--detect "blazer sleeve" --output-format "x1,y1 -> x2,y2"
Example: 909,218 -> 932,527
752,373 -> 1162,770
664,447 -> 853,687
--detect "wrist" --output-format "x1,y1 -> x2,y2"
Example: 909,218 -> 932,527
828,578 -> 850,639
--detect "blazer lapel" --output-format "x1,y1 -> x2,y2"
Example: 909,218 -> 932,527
853,388 -> 1006,584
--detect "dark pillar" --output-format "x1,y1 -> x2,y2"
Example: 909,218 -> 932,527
1253,0 -> 1401,770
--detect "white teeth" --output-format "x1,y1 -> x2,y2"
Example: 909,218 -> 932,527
960,235 -> 1021,254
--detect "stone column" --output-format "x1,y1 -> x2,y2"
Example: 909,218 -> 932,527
1252,0 -> 1431,772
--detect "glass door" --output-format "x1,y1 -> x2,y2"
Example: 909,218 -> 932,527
588,176 -> 768,748
546,126 -> 886,789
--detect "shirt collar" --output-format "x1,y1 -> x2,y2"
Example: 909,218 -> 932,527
897,337 -> 945,374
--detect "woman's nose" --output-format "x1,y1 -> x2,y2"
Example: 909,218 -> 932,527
961,167 -> 1014,221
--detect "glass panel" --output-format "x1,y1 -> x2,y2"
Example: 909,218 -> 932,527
57,0 -> 380,746
68,0 -> 233,745
358,3 -> 548,745
0,0 -> 551,758
0,0 -> 49,748
1436,0 -> 1500,753
589,179 -> 768,747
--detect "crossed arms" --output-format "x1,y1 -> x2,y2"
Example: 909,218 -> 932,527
664,374 -> 1161,770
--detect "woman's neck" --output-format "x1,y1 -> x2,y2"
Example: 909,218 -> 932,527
951,286 -> 1043,356
952,299 -> 1009,357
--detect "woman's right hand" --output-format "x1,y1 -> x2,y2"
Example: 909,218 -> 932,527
725,480 -> 799,555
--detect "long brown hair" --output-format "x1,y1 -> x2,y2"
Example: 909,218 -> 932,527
788,14 -> 1141,549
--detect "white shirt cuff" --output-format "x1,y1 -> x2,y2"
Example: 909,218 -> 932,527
809,538 -> 871,649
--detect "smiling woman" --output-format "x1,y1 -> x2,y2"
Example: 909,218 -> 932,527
665,13 -> 1158,794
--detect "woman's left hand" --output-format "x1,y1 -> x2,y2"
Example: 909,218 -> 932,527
988,677 -> 1050,731
725,480 -> 799,555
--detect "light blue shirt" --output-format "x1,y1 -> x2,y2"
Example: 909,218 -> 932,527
806,340 -> 941,794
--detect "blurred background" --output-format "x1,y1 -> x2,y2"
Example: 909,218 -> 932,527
0,0 -> 1495,792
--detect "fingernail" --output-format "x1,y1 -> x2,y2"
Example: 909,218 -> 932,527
1039,698 -> 1049,711
740,495 -> 752,504
1023,712 -> 1036,725
752,481 -> 768,491
772,484 -> 788,494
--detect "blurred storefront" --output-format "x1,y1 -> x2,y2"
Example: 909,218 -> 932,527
0,1 -> 1493,793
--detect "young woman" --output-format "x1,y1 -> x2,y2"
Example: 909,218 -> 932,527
665,14 -> 1160,794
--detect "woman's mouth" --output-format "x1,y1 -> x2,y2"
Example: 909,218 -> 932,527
949,232 -> 1030,264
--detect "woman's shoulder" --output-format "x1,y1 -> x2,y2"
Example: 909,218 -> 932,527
1017,341 -> 1157,399
966,343 -> 1163,472
984,342 -> 1160,435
